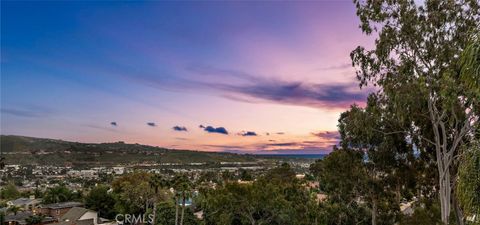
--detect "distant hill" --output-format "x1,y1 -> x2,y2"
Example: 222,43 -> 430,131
0,135 -> 260,167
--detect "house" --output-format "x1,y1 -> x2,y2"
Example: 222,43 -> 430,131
3,211 -> 33,225
7,197 -> 42,211
48,207 -> 115,225
38,202 -> 83,220
3,211 -> 55,225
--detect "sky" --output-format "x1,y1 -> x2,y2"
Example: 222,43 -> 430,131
1,1 -> 374,154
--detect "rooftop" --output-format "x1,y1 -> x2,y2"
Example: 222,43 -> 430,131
61,207 -> 93,222
41,202 -> 83,209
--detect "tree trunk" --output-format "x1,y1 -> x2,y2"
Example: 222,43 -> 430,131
372,200 -> 377,225
438,164 -> 451,224
180,193 -> 186,225
175,196 -> 179,225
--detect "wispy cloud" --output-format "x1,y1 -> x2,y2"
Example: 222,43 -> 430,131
84,124 -> 120,133
311,131 -> 340,140
202,137 -> 336,154
317,63 -> 352,71
1,106 -> 53,118
84,63 -> 368,110
185,65 -> 368,109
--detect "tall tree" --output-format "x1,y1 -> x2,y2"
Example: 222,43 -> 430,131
338,95 -> 421,225
149,174 -> 169,224
112,172 -> 154,215
351,0 -> 480,223
155,201 -> 199,225
202,164 -> 319,225
84,185 -> 116,219
311,148 -> 371,225
175,175 -> 193,225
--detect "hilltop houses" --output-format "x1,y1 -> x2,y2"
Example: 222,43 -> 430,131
2,202 -> 116,225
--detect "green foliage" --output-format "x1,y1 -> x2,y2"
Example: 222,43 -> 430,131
457,141 -> 480,221
351,0 -> 480,223
201,164 -> 319,225
155,201 -> 199,225
112,171 -> 154,215
0,182 -> 20,200
318,199 -> 371,225
42,185 -> 78,204
84,185 -> 116,219
399,199 -> 442,225
25,215 -> 45,225
459,35 -> 480,95
311,149 -> 365,202
239,169 -> 253,181
311,149 -> 371,225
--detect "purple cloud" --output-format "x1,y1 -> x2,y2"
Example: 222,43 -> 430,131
173,126 -> 188,132
185,65 -> 369,108
311,131 -> 340,140
200,125 -> 228,135
238,131 -> 258,136
147,122 -> 156,127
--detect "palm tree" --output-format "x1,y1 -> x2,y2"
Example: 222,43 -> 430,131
43,185 -> 71,204
149,174 -> 168,224
171,174 -> 193,225
171,176 -> 181,225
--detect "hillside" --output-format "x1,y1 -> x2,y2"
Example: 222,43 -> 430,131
0,135 -> 260,167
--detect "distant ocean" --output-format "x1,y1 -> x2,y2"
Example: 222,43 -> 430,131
256,154 -> 326,159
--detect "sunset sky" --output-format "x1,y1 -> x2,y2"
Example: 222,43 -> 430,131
1,1 -> 374,154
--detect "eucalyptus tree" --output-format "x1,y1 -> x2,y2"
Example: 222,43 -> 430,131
351,0 -> 480,223
311,148 -> 371,225
338,95 -> 418,225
